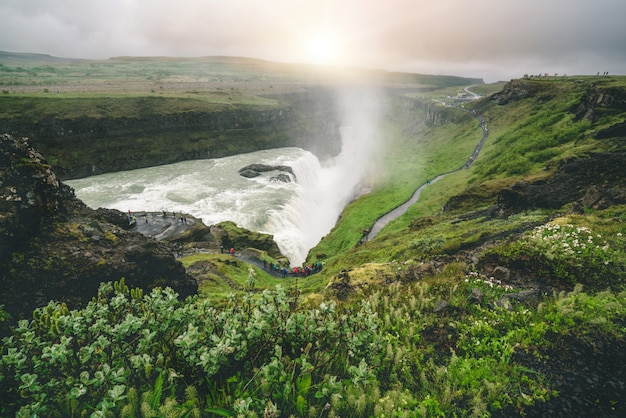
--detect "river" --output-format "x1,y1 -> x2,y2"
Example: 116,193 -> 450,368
67,87 -> 382,266
67,142 -> 369,266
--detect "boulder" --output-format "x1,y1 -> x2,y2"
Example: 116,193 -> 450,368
239,169 -> 260,178
270,173 -> 292,183
469,288 -> 483,304
492,266 -> 511,281
238,163 -> 295,181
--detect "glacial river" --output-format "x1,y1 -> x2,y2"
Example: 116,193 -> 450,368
66,145 -> 368,266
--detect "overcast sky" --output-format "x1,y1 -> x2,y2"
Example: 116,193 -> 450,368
1,0 -> 625,82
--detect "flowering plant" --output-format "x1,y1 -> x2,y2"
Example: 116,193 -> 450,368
498,222 -> 624,285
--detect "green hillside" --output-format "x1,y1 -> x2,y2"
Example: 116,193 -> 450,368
0,52 -> 481,96
1,74 -> 625,416
311,77 -> 625,277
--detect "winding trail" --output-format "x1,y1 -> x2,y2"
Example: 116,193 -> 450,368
464,85 -> 482,99
365,88 -> 488,241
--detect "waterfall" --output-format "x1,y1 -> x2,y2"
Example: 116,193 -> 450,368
67,87 -> 382,267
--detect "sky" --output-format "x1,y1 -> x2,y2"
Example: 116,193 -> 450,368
1,0 -> 626,83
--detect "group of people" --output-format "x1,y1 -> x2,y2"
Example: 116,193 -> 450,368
162,210 -> 187,224
278,262 -> 323,278
260,258 -> 324,278
128,210 -> 324,279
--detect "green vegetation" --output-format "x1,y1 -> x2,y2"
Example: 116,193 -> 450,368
0,95 -> 277,120
311,77 -> 625,276
0,53 -> 480,99
1,58 -> 626,415
486,216 -> 626,287
1,275 -> 623,416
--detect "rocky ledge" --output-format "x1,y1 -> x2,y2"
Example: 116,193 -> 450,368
0,134 -> 197,320
497,152 -> 626,214
238,163 -> 296,182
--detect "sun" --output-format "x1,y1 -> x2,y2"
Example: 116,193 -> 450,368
306,30 -> 340,66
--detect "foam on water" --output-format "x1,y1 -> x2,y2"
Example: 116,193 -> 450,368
67,148 -> 330,265
67,88 -> 382,266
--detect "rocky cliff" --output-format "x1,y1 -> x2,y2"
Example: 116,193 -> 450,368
489,79 -> 551,105
0,134 -> 197,320
399,96 -> 469,126
574,83 -> 626,122
497,152 -> 626,214
0,88 -> 342,180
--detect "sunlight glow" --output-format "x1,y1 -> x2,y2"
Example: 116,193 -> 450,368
306,30 -> 340,65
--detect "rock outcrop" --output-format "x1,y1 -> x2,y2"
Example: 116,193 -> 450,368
210,221 -> 283,259
574,83 -> 626,122
238,163 -> 295,181
497,152 -> 626,214
0,134 -> 197,320
489,79 -> 550,105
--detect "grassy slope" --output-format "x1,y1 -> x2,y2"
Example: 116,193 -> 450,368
310,77 -> 625,278
292,77 -> 625,415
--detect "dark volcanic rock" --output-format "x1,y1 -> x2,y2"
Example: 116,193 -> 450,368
239,169 -> 260,178
0,134 -> 197,320
270,173 -> 292,183
498,152 -> 626,214
574,84 -> 626,122
490,79 -> 549,105
238,163 -> 295,181
594,120 -> 626,139
496,334 -> 626,418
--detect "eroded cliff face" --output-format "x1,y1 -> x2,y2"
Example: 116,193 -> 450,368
0,134 -> 197,320
0,88 -> 342,180
574,84 -> 626,122
489,79 -> 551,105
398,96 -> 469,126
496,152 -> 626,214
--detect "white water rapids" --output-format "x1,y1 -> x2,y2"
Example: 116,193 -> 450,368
67,135 -> 372,266
67,88 -> 381,266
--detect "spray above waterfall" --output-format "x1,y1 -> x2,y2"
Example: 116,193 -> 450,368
286,85 -> 383,259
257,85 -> 383,264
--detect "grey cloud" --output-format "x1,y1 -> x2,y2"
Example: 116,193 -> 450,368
0,0 -> 625,81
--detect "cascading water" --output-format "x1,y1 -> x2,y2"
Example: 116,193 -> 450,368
67,87 -> 381,266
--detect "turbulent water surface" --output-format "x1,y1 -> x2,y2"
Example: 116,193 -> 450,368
68,87 -> 382,265
67,144 -> 366,266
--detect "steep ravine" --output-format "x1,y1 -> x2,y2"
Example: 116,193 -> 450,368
0,88 -> 343,180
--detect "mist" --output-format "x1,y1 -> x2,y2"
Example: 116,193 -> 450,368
286,85 -> 383,262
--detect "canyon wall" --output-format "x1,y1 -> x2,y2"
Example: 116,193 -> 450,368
0,87 -> 342,180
